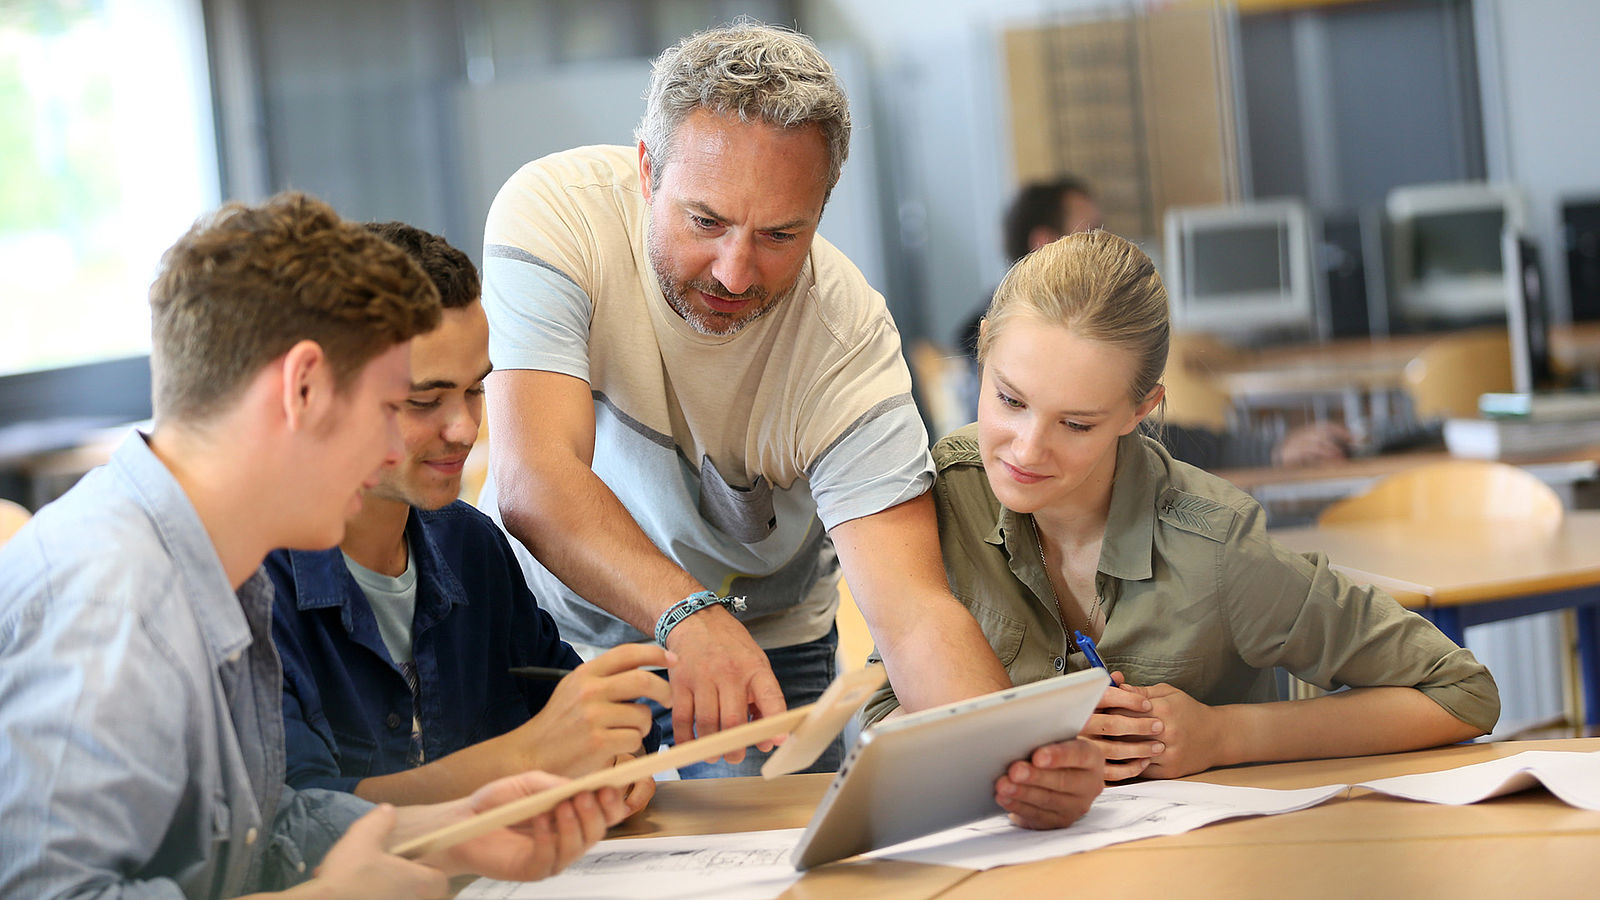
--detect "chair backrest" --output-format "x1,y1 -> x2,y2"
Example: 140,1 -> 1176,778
0,498 -> 31,548
1161,332 -> 1238,430
1317,459 -> 1563,528
1403,329 -> 1515,420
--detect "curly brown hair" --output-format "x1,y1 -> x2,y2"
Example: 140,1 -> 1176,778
149,192 -> 441,423
363,221 -> 480,310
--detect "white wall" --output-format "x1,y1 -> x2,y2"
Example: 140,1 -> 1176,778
1480,0 -> 1600,320
803,0 -> 1108,344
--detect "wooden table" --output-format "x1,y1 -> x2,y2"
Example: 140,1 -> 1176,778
593,739 -> 1600,898
1272,511 -> 1600,722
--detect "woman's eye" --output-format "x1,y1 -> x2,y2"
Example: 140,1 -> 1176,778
407,398 -> 441,410
995,390 -> 1022,409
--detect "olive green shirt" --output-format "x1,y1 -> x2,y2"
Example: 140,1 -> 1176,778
863,425 -> 1500,732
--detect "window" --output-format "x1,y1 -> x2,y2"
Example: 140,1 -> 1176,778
0,0 -> 218,377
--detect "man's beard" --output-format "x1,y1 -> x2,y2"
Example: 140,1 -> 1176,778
648,232 -> 788,337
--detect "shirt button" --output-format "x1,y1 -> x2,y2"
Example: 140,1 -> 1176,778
225,650 -> 241,664
297,861 -> 306,874
386,713 -> 404,730
245,827 -> 258,845
1053,656 -> 1065,672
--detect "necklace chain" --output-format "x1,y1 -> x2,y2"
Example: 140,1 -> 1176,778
1029,517 -> 1104,634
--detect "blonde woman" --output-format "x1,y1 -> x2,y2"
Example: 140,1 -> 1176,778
866,230 -> 1498,826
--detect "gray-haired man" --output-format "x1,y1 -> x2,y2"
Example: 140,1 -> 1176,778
478,21 -> 1020,782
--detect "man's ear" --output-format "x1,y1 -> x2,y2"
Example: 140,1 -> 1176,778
280,339 -> 331,433
637,141 -> 654,203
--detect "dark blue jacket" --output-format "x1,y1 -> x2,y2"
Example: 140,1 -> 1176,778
266,501 -> 653,793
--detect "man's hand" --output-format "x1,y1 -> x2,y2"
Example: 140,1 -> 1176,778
303,804 -> 450,899
1274,422 -> 1354,467
412,770 -> 629,882
502,645 -> 673,777
662,605 -> 787,762
993,738 -> 1105,829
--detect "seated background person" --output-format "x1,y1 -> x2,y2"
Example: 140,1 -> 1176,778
268,221 -> 668,809
956,179 -> 1351,470
866,231 -> 1496,804
0,193 -> 624,897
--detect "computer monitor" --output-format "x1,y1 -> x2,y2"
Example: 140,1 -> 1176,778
1563,196 -> 1600,323
1504,230 -> 1554,394
1387,182 -> 1527,329
1163,199 -> 1318,343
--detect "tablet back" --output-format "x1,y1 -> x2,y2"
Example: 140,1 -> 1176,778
791,667 -> 1107,869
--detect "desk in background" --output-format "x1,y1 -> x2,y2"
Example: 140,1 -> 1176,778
1215,445 -> 1600,524
588,738 -> 1600,899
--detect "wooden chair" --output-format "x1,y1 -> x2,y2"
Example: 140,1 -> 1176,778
1162,332 -> 1239,431
835,579 -> 876,672
1403,329 -> 1515,420
1317,459 -> 1563,529
0,498 -> 31,548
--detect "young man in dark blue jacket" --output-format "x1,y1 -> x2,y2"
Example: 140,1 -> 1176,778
267,222 -> 669,810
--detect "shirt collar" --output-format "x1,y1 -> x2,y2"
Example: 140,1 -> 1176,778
982,431 -> 1158,582
111,431 -> 253,664
284,506 -> 469,618
1099,431 -> 1158,581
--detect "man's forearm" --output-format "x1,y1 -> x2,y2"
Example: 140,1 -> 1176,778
874,591 -> 1011,712
497,452 -> 701,634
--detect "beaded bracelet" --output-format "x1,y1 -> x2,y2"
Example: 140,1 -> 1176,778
654,590 -> 748,646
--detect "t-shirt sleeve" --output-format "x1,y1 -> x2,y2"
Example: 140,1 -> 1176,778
807,396 -> 934,530
480,156 -> 603,379
797,275 -> 935,529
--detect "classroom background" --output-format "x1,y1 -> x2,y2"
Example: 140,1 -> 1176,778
3,0 -> 1599,743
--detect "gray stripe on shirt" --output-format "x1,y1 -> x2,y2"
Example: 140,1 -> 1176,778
806,392 -> 919,479
592,390 -> 676,451
484,244 -> 583,289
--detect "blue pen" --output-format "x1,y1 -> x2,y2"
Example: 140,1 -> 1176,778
1073,630 -> 1116,686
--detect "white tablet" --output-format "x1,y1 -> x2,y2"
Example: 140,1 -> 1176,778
791,666 -> 1108,870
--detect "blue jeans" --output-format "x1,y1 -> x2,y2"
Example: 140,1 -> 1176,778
651,625 -> 842,778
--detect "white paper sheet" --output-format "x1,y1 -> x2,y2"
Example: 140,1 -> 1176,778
1357,749 -> 1600,810
458,750 -> 1600,897
868,780 -> 1349,870
456,829 -> 806,900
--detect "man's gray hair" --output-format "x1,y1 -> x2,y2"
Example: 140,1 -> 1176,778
637,20 -> 851,200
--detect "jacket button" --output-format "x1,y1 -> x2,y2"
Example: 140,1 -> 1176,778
1053,656 -> 1065,672
386,713 -> 404,730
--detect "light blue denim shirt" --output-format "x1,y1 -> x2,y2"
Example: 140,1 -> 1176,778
0,432 -> 371,898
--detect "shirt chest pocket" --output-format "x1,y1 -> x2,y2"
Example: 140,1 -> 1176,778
1102,654 -> 1207,690
698,455 -> 776,544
